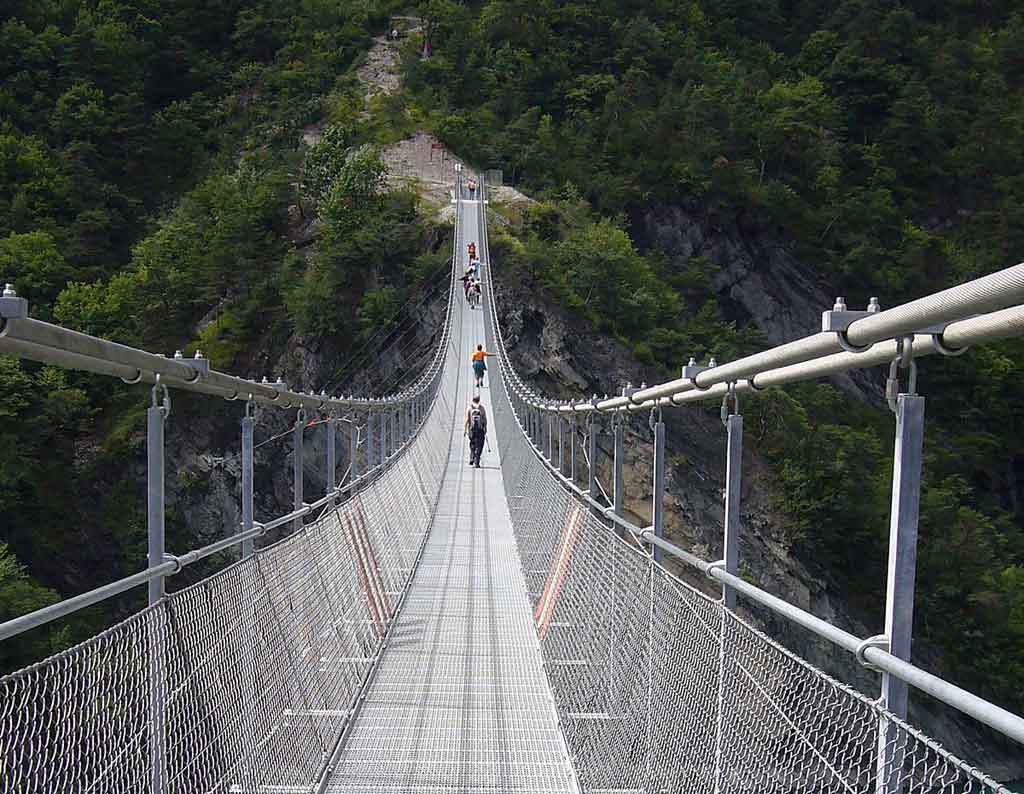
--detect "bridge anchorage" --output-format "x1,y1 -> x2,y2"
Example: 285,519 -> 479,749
1,172 -> 1023,793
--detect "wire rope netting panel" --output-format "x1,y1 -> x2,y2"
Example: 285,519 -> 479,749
477,187 -> 1014,794
0,220 -> 466,793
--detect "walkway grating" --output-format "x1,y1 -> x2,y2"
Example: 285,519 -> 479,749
324,201 -> 577,793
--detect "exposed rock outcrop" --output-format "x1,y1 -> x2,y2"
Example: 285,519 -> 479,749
639,204 -> 882,405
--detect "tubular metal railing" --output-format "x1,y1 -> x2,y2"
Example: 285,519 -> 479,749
476,175 -> 1024,790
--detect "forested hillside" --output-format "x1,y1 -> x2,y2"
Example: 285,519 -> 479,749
400,0 -> 1024,713
0,0 -> 447,670
2,0 -> 1023,727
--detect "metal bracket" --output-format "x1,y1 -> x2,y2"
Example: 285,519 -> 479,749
822,297 -> 880,352
173,350 -> 209,379
681,357 -> 709,381
0,284 -> 28,320
706,559 -> 727,580
856,634 -> 890,672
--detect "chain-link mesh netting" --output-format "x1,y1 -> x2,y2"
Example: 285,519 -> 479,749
0,200 -> 467,794
477,187 -> 1015,794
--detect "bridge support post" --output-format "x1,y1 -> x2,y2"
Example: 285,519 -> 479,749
722,414 -> 743,609
379,406 -> 387,466
326,414 -> 336,497
293,409 -> 306,533
350,416 -> 360,481
366,411 -> 374,471
588,416 -> 599,517
876,393 -> 925,794
557,415 -> 566,475
652,412 -> 665,564
613,417 -> 624,518
570,416 -> 577,483
547,412 -> 555,461
241,404 -> 255,558
147,383 -> 168,794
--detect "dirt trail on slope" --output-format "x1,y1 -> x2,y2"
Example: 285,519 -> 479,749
305,26 -> 532,220
357,33 -> 404,101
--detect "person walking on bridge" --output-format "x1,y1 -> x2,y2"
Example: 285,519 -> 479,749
471,344 -> 495,388
465,395 -> 488,467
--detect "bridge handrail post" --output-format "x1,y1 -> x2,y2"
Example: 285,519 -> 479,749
612,414 -> 625,518
722,386 -> 743,609
557,412 -> 566,475
146,377 -> 169,794
588,415 -> 600,519
241,400 -> 255,558
570,414 -> 577,483
326,412 -> 336,498
366,408 -> 374,472
651,408 -> 666,565
379,404 -> 387,466
351,412 -> 361,480
293,408 -> 306,533
876,391 -> 925,793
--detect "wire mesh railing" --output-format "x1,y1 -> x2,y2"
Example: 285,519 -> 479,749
476,182 -> 1017,793
0,177 -> 468,794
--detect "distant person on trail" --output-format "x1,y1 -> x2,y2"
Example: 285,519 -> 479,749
465,396 -> 488,467
471,344 -> 495,387
467,242 -> 476,260
466,178 -> 478,198
460,265 -> 474,299
470,278 -> 482,307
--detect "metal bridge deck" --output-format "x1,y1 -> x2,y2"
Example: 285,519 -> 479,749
324,199 -> 577,793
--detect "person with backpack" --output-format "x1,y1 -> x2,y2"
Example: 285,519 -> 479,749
465,396 -> 488,467
471,344 -> 494,388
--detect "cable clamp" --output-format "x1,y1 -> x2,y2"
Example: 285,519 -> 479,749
151,374 -> 171,417
684,357 -> 716,390
173,350 -> 209,383
931,332 -> 968,357
855,634 -> 889,672
245,397 -> 256,419
120,369 -> 144,385
823,297 -> 879,352
0,284 -> 28,319
163,553 -> 183,575
720,382 -> 740,426
886,337 -> 918,413
706,559 -> 727,580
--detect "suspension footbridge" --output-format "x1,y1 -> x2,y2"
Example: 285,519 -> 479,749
1,173 -> 1023,793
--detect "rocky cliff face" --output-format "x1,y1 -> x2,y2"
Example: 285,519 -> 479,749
639,203 -> 882,405
492,210 -> 1023,781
